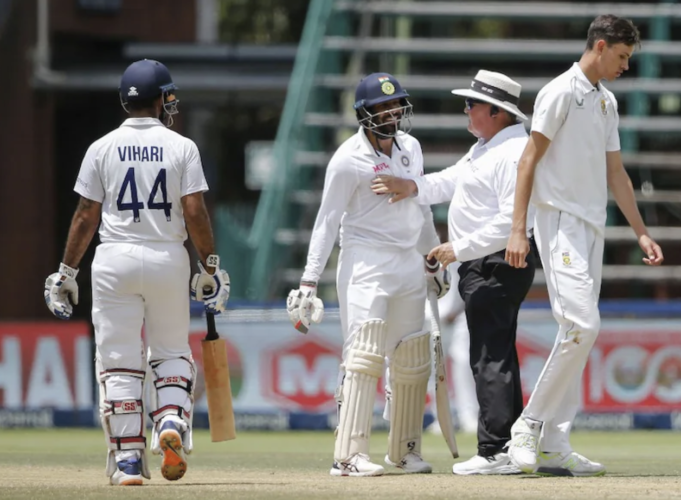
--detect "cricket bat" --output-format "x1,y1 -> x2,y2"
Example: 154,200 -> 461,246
201,312 -> 237,442
426,290 -> 459,459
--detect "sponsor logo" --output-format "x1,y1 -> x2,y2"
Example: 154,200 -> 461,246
263,337 -> 341,412
0,323 -> 92,410
128,86 -> 138,97
122,401 -> 138,412
373,162 -> 390,173
584,331 -> 681,411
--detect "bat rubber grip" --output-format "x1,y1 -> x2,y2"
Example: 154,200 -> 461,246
205,312 -> 219,341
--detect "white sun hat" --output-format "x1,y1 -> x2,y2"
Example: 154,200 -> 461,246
452,70 -> 527,121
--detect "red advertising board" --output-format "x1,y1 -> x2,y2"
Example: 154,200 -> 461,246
583,330 -> 681,412
517,329 -> 681,412
0,322 -> 92,410
261,336 -> 341,412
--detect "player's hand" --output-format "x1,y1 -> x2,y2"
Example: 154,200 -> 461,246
425,256 -> 451,299
505,230 -> 530,268
287,282 -> 324,334
371,175 -> 417,203
191,255 -> 231,315
427,243 -> 457,269
44,263 -> 79,319
639,234 -> 664,266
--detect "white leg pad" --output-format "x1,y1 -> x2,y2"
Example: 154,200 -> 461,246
97,359 -> 151,479
334,319 -> 387,462
387,330 -> 431,463
148,356 -> 196,455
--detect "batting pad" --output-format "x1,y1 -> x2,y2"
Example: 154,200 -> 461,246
387,330 -> 431,463
149,356 -> 196,455
97,359 -> 151,479
334,319 -> 387,462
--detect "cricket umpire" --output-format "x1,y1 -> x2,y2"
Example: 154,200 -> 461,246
372,70 -> 535,475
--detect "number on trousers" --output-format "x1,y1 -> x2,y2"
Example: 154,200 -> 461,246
116,167 -> 172,222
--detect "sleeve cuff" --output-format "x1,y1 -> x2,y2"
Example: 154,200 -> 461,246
412,177 -> 430,204
450,238 -> 472,263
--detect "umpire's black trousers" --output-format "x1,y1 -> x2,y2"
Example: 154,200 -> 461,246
457,247 -> 535,457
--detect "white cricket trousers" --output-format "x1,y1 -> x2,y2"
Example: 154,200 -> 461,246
336,244 -> 427,359
92,241 -> 193,370
524,208 -> 604,452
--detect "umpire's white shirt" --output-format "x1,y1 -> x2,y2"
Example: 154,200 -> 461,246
531,63 -> 620,232
74,118 -> 208,243
302,128 -> 439,283
412,123 -> 529,263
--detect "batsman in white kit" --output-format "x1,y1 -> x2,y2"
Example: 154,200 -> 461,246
505,16 -> 663,476
287,73 -> 449,477
43,59 -> 231,486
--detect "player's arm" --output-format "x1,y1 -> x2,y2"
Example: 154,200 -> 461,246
506,87 -> 569,268
45,144 -> 105,319
62,196 -> 102,268
182,192 -> 217,273
371,158 -> 463,205
606,151 -> 663,265
288,154 -> 357,333
505,132 -> 551,268
181,139 -> 231,314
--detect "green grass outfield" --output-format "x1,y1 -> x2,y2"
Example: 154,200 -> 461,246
1,429 -> 680,499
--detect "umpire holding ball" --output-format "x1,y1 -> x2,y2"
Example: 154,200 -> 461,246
371,70 -> 535,475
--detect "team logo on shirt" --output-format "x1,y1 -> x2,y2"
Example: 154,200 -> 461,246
562,252 -> 571,266
401,156 -> 410,167
600,99 -> 608,116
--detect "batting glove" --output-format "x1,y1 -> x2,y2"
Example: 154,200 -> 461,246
287,281 -> 324,334
190,254 -> 231,315
44,263 -> 79,320
425,256 -> 451,299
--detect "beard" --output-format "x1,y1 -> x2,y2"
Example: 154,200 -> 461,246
375,119 -> 399,137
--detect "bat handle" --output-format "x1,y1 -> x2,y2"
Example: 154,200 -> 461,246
205,312 -> 219,341
426,290 -> 441,335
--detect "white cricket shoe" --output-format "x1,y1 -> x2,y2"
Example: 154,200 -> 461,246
159,421 -> 187,481
537,451 -> 606,477
385,452 -> 433,474
330,453 -> 385,477
109,458 -> 144,486
508,416 -> 543,473
452,453 -> 522,476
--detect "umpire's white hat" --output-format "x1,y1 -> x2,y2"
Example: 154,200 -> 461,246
452,70 -> 527,121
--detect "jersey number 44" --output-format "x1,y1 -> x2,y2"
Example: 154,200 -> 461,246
117,167 -> 172,223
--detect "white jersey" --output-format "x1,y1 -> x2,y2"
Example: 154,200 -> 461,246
302,128 -> 440,283
413,124 -> 530,263
531,63 -> 620,232
74,117 -> 208,243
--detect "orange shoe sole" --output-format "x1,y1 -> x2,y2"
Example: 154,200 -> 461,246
160,429 -> 187,481
118,478 -> 144,486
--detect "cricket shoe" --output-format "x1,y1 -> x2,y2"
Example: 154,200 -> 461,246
537,451 -> 606,477
452,453 -> 522,475
330,453 -> 385,477
159,420 -> 187,481
109,458 -> 144,486
385,452 -> 432,474
508,416 -> 543,473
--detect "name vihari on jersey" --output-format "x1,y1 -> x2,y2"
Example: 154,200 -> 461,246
117,145 -> 164,162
